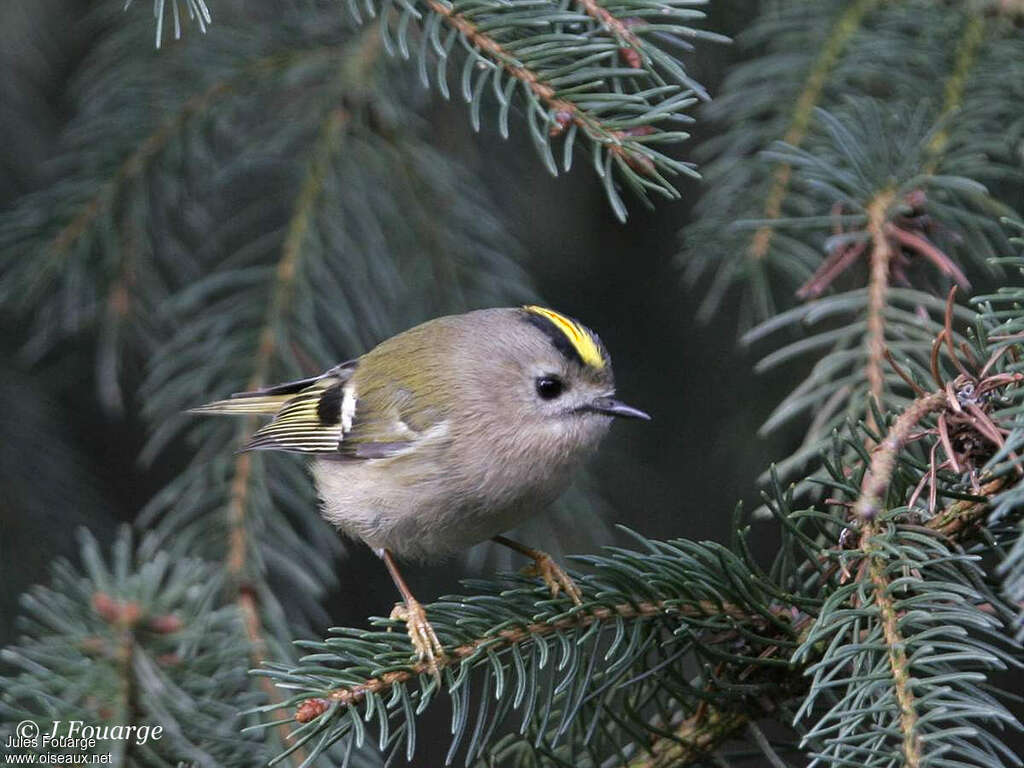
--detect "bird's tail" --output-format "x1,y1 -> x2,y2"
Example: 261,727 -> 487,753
188,367 -> 349,417
187,393 -> 292,416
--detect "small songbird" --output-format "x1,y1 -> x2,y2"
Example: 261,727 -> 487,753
193,306 -> 649,674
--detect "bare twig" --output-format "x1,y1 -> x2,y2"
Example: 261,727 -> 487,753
864,190 -> 898,434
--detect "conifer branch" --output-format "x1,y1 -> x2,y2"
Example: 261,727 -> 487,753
729,95 -> 1011,486
746,0 -> 881,267
848,393 -> 951,768
369,0 -> 715,219
112,624 -> 138,765
1,530 -> 264,768
224,101 -> 353,764
860,549 -> 919,767
226,104 -> 350,581
44,46 -> 338,269
312,598 -> 770,709
272,342 -> 1023,766
682,1 -> 1020,326
864,190 -> 897,433
419,0 -> 652,177
854,390 -> 947,521
924,13 -> 985,162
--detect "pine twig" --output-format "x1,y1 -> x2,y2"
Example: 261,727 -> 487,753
420,0 -> 654,175
854,390 -> 948,521
863,189 -> 898,436
226,102 -> 354,763
746,0 -> 882,265
312,599 -> 772,710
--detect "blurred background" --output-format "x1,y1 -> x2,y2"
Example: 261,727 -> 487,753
3,1 -> 1022,765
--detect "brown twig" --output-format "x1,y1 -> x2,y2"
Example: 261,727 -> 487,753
884,348 -> 928,397
936,411 -> 962,473
573,0 -> 645,64
321,599 -> 774,708
943,287 -> 975,380
855,390 -> 948,521
886,225 -> 971,290
796,241 -> 867,299
864,545 -> 922,768
850,388 -> 967,768
626,706 -> 751,768
927,477 -> 1006,538
422,0 -> 654,173
864,191 -> 898,435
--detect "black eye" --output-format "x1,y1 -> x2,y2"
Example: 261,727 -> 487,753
535,376 -> 564,400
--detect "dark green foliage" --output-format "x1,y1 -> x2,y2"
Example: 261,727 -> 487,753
795,517 -> 1020,768
680,2 -> 1023,323
251,527 -> 803,768
675,1 -> 1024,494
738,100 -> 1008,479
128,0 -> 720,220
974,219 -> 1024,639
0,1 -> 595,760
3,1 -> 1024,767
0,529 -> 263,768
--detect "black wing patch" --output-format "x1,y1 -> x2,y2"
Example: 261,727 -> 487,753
190,361 -> 357,453
316,384 -> 343,425
244,380 -> 348,453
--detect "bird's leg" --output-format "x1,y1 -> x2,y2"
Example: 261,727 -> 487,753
377,548 -> 446,679
492,535 -> 583,605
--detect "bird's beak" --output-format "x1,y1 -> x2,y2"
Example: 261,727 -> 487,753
585,396 -> 651,421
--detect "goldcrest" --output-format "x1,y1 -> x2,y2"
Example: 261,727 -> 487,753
194,306 -> 649,673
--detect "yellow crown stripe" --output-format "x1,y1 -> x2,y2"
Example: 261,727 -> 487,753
524,305 -> 605,369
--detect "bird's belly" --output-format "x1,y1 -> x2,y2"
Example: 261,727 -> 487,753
311,454 -> 573,562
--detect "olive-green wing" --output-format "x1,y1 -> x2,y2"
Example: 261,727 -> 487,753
335,345 -> 452,460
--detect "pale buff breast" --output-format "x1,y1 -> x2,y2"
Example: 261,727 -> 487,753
312,412 -> 610,561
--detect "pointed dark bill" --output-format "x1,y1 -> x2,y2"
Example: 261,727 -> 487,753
585,397 -> 651,420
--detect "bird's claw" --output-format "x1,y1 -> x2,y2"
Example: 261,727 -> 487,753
391,599 -> 446,680
522,552 -> 583,606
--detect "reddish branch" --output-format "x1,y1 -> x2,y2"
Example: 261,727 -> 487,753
796,190 -> 977,447
423,0 -> 655,174
796,241 -> 866,300
317,599 -> 771,709
886,224 -> 970,289
854,391 -> 948,521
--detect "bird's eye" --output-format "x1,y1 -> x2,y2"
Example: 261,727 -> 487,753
535,376 -> 564,400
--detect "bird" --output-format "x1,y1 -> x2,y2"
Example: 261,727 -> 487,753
192,305 -> 650,675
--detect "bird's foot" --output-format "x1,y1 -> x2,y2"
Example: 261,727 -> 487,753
522,551 -> 583,606
390,599 -> 446,680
